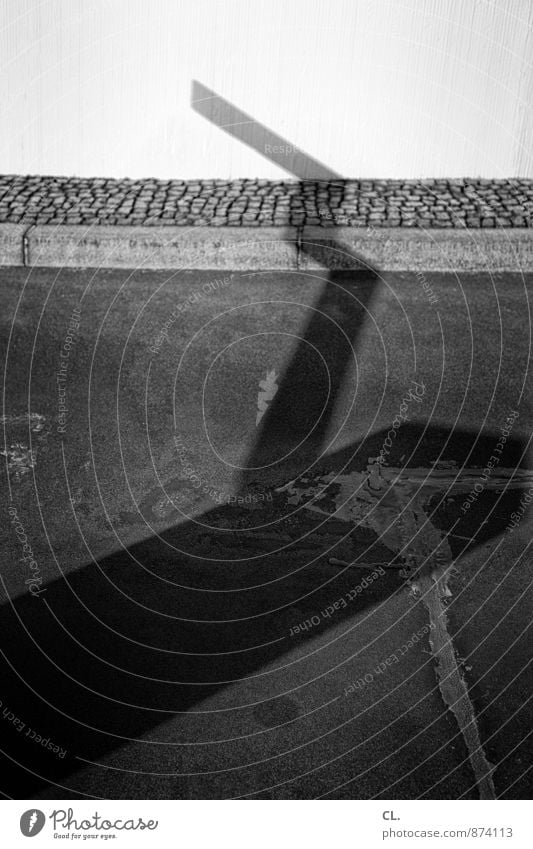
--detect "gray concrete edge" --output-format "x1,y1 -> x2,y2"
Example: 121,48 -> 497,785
0,223 -> 532,272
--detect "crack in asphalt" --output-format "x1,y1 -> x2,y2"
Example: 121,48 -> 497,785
278,459 -> 531,798
417,568 -> 496,799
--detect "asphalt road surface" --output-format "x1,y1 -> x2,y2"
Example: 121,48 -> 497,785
1,266 -> 531,799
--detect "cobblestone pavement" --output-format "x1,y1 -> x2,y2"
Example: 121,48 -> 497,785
1,175 -> 533,228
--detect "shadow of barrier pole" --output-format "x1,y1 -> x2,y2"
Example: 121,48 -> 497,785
191,81 -> 380,474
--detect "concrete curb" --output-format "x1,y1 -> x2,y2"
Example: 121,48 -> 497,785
0,224 -> 28,266
1,223 -> 532,271
300,227 -> 533,272
24,225 -> 299,270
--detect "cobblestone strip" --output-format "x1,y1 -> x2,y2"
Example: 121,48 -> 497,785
0,176 -> 532,228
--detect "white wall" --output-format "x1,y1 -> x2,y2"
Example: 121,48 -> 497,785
1,0 -> 532,179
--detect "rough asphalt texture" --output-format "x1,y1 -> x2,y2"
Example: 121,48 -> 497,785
0,267 -> 531,800
1,176 -> 533,228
